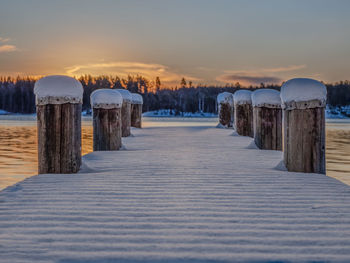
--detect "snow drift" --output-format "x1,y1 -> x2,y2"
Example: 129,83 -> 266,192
34,75 -> 83,105
90,89 -> 123,109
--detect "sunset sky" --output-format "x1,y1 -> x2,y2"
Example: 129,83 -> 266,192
0,0 -> 349,86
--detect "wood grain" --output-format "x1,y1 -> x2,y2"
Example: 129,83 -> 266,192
253,107 -> 282,150
37,103 -> 81,174
93,108 -> 122,151
234,103 -> 253,137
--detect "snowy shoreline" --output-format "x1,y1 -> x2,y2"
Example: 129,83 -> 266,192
1,106 -> 350,120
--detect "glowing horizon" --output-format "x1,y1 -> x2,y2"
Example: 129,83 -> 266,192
1,0 -> 350,86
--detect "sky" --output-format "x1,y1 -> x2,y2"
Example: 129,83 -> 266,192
0,0 -> 349,86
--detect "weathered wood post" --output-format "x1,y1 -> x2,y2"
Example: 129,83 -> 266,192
281,78 -> 327,174
115,89 -> 132,137
34,75 -> 83,174
217,92 -> 234,128
234,90 -> 253,137
131,93 -> 143,128
91,89 -> 123,151
252,89 -> 282,150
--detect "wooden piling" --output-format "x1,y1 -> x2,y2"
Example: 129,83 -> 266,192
234,90 -> 253,137
252,89 -> 282,150
217,92 -> 234,128
131,93 -> 143,128
34,75 -> 83,174
91,89 -> 123,151
115,89 -> 132,137
281,78 -> 327,174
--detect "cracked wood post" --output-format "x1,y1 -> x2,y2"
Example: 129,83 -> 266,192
34,75 -> 83,174
234,90 -> 253,137
252,89 -> 282,150
217,92 -> 234,128
115,89 -> 132,137
281,78 -> 327,174
131,93 -> 143,128
91,89 -> 123,151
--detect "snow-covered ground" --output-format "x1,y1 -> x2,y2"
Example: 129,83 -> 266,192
142,109 -> 217,118
326,105 -> 350,119
1,125 -> 350,262
0,109 -> 10,115
2,105 -> 350,119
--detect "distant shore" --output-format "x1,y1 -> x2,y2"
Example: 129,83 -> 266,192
1,107 -> 350,120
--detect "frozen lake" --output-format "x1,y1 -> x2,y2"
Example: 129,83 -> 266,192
0,116 -> 349,190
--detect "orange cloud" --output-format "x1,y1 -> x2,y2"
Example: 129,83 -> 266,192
0,37 -> 10,43
0,45 -> 17,53
65,61 -> 200,85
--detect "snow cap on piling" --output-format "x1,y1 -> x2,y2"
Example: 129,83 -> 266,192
115,89 -> 132,103
281,78 -> 327,110
34,75 -> 83,105
217,92 -> 234,106
90,89 -> 123,109
251,89 -> 281,108
233,90 -> 252,105
131,93 -> 143,104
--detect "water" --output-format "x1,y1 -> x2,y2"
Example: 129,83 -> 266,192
0,116 -> 349,190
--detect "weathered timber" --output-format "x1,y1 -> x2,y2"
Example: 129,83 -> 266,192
121,101 -> 131,137
234,103 -> 253,137
217,92 -> 234,128
281,78 -> 327,174
131,103 -> 142,128
253,107 -> 282,150
219,102 -> 233,128
37,103 -> 82,174
283,107 -> 325,174
93,108 -> 122,151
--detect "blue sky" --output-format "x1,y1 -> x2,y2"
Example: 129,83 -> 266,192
0,0 -> 349,86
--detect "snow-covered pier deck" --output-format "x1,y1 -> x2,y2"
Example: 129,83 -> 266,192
1,125 -> 350,262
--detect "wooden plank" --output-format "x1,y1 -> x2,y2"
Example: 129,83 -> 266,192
284,107 -> 325,174
219,102 -> 232,127
37,103 -> 81,174
131,104 -> 142,128
93,108 -> 122,151
253,107 -> 282,151
121,102 -> 131,137
235,104 -> 253,137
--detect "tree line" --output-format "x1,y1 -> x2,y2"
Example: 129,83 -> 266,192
0,75 -> 349,114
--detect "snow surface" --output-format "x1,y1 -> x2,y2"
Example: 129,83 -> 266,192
34,75 -> 83,104
0,109 -> 9,115
1,125 -> 350,262
115,89 -> 132,103
251,89 -> 281,108
217,92 -> 234,105
142,109 -> 217,118
131,93 -> 143,104
281,78 -> 327,106
233,90 -> 252,105
90,89 -> 123,109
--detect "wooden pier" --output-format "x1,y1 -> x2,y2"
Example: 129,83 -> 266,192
1,125 -> 350,262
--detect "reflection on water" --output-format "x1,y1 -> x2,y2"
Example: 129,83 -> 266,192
0,120 -> 93,190
0,117 -> 349,190
326,120 -> 350,185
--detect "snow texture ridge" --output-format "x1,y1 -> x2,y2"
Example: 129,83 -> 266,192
217,92 -> 234,106
281,78 -> 327,109
34,75 -> 83,105
252,89 -> 281,108
115,89 -> 132,103
131,93 -> 143,104
1,126 -> 350,262
234,90 -> 252,105
90,89 -> 123,109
